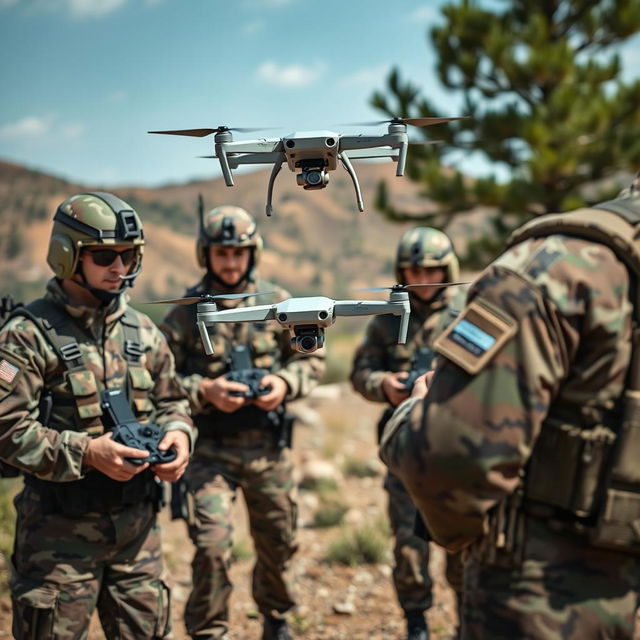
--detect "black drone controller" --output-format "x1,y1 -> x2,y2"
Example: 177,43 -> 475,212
225,345 -> 272,399
100,388 -> 177,466
402,347 -> 434,392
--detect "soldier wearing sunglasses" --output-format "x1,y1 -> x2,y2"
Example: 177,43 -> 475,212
0,192 -> 195,639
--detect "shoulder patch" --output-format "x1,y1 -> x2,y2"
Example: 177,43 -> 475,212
433,300 -> 517,375
0,346 -> 27,392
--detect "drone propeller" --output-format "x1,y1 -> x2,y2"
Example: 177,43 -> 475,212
354,282 -> 468,293
148,126 -> 271,138
338,116 -> 468,128
141,292 -> 274,305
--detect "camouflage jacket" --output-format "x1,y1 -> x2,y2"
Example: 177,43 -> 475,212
0,278 -> 194,483
380,234 -> 633,552
350,288 -> 462,404
160,276 -> 325,417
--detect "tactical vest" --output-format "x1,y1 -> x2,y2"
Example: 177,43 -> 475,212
6,299 -> 159,514
503,194 -> 640,555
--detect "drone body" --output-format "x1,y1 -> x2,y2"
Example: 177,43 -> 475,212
195,292 -> 411,354
149,117 -> 465,216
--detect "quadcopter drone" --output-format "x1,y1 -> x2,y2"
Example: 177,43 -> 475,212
148,284 -> 465,355
149,116 -> 466,216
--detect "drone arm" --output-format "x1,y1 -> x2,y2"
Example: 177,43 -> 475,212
343,149 -> 400,161
197,320 -> 215,355
339,152 -> 364,212
266,160 -> 283,217
228,152 -> 286,169
333,300 -> 400,316
215,143 -> 234,186
397,304 -> 409,344
200,304 -> 277,324
340,134 -> 400,150
396,140 -> 408,177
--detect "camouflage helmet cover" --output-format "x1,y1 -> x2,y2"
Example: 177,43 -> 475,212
396,226 -> 459,283
617,171 -> 640,199
196,204 -> 263,268
46,192 -> 144,279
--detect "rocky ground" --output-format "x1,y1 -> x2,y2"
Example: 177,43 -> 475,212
0,383 -> 458,639
152,383 -> 458,640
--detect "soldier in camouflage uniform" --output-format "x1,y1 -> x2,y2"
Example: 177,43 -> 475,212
351,227 -> 464,640
381,174 -> 640,639
161,204 -> 325,640
0,192 -> 195,639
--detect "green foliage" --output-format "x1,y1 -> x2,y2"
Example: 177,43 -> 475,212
298,476 -> 338,494
342,456 -> 379,479
231,537 -> 254,563
312,497 -> 349,528
372,0 -> 640,264
325,521 -> 389,566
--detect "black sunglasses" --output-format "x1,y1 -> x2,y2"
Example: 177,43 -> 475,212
84,248 -> 138,267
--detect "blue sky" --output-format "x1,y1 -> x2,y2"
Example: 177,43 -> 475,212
1,0 -> 639,187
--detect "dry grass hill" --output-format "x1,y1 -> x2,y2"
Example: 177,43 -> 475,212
0,159 -> 491,310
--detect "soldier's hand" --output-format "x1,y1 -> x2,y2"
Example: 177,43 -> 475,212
84,433 -> 150,481
153,430 -> 190,482
200,376 -> 249,413
253,374 -> 288,411
411,372 -> 431,399
382,372 -> 411,407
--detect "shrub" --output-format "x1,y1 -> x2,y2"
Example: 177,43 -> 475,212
325,522 -> 388,566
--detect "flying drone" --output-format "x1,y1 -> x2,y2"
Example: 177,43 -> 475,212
148,116 -> 466,216
147,283 -> 466,355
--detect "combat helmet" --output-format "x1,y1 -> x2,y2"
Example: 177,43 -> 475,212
47,192 -> 144,281
196,197 -> 263,282
396,226 -> 459,284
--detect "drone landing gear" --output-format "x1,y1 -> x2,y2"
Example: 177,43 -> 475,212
339,151 -> 364,212
266,160 -> 283,216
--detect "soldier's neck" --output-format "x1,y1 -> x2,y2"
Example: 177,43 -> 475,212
61,278 -> 102,308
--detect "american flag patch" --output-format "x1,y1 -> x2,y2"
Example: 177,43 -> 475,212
0,359 -> 19,385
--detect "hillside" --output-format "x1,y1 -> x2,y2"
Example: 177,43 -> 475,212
0,159 -> 491,312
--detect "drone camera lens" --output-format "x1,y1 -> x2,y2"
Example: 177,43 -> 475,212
325,137 -> 336,147
307,171 -> 322,186
277,313 -> 288,322
318,310 -> 328,320
286,140 -> 295,148
298,335 -> 318,353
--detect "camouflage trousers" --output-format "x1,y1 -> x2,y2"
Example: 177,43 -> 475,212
184,433 -> 298,640
385,472 -> 464,616
462,515 -> 640,639
11,485 -> 170,640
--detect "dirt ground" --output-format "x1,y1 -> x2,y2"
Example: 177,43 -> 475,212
0,383 -> 458,639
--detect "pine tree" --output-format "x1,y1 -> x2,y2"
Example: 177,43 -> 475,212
372,0 -> 640,264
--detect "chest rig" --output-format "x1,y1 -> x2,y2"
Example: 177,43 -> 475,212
502,194 -> 640,555
12,298 -> 153,436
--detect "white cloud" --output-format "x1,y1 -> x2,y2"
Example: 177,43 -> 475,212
243,20 -> 264,35
0,115 -> 86,143
256,60 -> 327,88
61,122 -> 86,139
108,90 -> 128,103
408,5 -> 439,22
340,64 -> 391,88
0,116 -> 51,139
66,0 -> 127,18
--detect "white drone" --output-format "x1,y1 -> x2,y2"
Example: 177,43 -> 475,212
148,283 -> 466,355
149,117 -> 466,216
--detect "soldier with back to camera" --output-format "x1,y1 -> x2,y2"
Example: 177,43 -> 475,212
381,173 -> 640,639
351,227 -> 465,640
0,192 -> 195,639
161,203 -> 325,640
